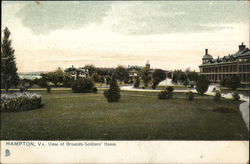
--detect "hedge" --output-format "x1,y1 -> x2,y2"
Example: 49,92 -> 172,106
1,92 -> 42,112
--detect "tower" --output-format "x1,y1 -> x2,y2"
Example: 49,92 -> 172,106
202,49 -> 213,64
146,60 -> 150,69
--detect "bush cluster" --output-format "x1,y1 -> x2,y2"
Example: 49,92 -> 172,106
158,91 -> 172,100
214,90 -> 221,101
186,91 -> 194,101
104,77 -> 121,102
71,78 -> 94,93
1,92 -> 42,112
213,107 -> 237,113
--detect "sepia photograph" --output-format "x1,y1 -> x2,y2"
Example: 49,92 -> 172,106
1,0 -> 249,163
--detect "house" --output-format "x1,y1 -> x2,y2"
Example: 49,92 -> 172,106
64,65 -> 89,80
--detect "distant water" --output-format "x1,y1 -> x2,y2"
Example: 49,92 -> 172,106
18,74 -> 41,80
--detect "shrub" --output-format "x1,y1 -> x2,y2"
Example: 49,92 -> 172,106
186,91 -> 194,101
213,107 -> 237,113
166,86 -> 174,92
195,75 -> 209,95
92,87 -> 98,93
158,91 -> 172,100
1,92 -> 42,112
214,90 -> 221,101
232,92 -> 240,101
46,86 -> 51,93
103,77 -> 121,102
71,78 -> 94,93
158,91 -> 168,99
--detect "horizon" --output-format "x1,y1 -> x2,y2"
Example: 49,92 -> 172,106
2,1 -> 250,73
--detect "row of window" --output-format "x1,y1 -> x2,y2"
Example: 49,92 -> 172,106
205,74 -> 250,82
238,58 -> 249,62
201,64 -> 250,73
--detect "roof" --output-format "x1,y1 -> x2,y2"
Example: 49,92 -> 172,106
232,48 -> 250,58
202,53 -> 213,59
200,46 -> 250,67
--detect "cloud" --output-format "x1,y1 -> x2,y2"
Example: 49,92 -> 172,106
16,1 -> 112,35
15,1 -> 249,35
109,1 -> 249,35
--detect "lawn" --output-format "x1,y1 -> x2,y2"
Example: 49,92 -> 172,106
0,90 -> 248,140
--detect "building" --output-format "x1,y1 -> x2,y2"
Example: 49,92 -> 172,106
199,43 -> 250,86
64,65 -> 89,80
128,61 -> 155,79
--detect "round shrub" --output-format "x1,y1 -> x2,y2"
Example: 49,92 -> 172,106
71,78 -> 94,93
1,92 -> 42,112
186,91 -> 194,101
158,91 -> 172,100
92,87 -> 98,93
214,90 -> 221,101
166,86 -> 174,92
232,92 -> 240,101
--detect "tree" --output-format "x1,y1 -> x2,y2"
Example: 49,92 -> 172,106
133,76 -> 140,88
103,77 -> 121,102
49,67 -> 64,86
139,67 -> 151,87
84,64 -> 97,76
186,71 -> 199,82
105,75 -> 111,85
62,74 -> 74,87
196,75 -> 210,95
225,75 -> 241,90
114,65 -> 129,83
92,73 -> 100,83
152,69 -> 166,89
1,27 -> 19,91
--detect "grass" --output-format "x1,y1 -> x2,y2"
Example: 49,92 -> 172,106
1,90 -> 248,140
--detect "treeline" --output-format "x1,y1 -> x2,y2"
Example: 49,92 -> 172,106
167,69 -> 199,87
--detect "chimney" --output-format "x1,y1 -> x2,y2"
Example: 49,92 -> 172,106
239,42 -> 245,51
205,49 -> 208,55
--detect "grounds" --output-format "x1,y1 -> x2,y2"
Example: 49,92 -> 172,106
1,89 -> 248,140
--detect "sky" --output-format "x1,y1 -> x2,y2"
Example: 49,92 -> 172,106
2,1 -> 250,72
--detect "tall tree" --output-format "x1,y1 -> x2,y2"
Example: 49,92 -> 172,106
195,75 -> 210,95
1,27 -> 19,91
152,69 -> 166,89
139,67 -> 151,87
114,65 -> 129,83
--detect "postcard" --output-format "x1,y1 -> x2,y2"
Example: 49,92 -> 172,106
1,1 -> 249,163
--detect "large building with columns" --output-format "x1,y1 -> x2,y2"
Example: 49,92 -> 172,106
199,43 -> 250,86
